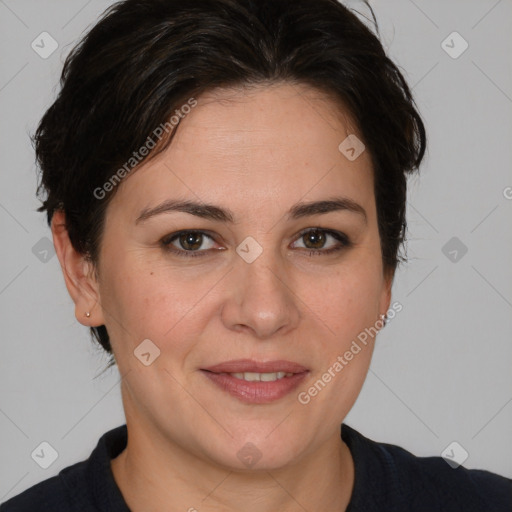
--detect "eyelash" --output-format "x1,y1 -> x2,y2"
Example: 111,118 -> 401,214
160,228 -> 352,258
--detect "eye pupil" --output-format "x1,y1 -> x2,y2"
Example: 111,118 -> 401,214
304,230 -> 326,249
180,232 -> 202,250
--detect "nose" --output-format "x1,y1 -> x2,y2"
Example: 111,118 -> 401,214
220,246 -> 301,340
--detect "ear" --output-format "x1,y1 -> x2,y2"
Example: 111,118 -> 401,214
379,268 -> 394,320
51,210 -> 105,327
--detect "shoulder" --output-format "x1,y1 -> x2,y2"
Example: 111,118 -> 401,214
342,424 -> 512,511
383,440 -> 512,510
1,424 -> 128,512
0,460 -> 89,511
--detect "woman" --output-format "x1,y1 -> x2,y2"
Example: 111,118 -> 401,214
2,0 -> 510,510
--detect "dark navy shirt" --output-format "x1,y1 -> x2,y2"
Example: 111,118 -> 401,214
2,424 -> 511,511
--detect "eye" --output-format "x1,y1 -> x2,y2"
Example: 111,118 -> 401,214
291,228 -> 351,255
160,228 -> 351,258
161,230 -> 219,257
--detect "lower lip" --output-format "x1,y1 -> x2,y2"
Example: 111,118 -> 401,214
201,370 -> 309,404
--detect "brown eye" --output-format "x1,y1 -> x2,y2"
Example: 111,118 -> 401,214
161,230 -> 217,256
178,232 -> 204,251
302,229 -> 327,249
291,228 -> 351,255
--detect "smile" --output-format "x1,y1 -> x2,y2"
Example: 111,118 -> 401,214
228,371 -> 294,381
201,359 -> 309,404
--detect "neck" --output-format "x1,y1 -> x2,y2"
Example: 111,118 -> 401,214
111,420 -> 354,512
111,380 -> 354,512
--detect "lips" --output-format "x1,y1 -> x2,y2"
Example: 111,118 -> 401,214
203,359 -> 309,374
201,359 -> 309,404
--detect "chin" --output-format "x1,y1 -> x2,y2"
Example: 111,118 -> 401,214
204,428 -> 309,472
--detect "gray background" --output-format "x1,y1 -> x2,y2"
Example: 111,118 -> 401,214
1,0 -> 511,501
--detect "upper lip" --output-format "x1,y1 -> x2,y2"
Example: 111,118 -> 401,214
202,359 -> 309,374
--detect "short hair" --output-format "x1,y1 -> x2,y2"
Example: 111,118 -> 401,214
34,0 -> 426,362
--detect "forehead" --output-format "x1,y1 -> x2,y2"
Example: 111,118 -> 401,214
108,82 -> 375,220
175,83 -> 360,157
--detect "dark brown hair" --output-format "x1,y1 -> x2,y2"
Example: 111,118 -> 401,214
34,0 -> 426,365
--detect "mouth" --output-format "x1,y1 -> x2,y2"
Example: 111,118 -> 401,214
201,359 -> 309,404
227,371 -> 294,382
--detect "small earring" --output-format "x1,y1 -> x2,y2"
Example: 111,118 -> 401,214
379,313 -> 387,327
85,312 -> 91,318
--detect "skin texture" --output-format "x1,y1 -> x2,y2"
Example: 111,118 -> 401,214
52,82 -> 392,511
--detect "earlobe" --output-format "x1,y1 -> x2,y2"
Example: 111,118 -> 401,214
51,210 -> 105,327
379,270 -> 394,323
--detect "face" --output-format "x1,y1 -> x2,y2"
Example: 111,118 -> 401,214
85,83 -> 391,469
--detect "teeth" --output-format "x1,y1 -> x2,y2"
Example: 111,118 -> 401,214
229,371 -> 293,382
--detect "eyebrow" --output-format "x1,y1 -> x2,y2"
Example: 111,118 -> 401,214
135,196 -> 367,225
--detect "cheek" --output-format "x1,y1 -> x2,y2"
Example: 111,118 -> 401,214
303,262 -> 383,338
295,268 -> 380,416
99,254 -> 222,359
